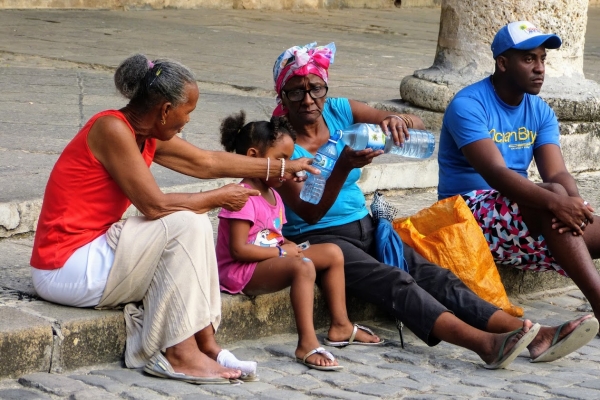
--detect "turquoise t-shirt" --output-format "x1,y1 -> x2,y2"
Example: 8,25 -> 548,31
438,76 -> 560,200
282,97 -> 369,237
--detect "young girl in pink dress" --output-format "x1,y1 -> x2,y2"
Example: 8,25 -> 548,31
216,111 -> 383,371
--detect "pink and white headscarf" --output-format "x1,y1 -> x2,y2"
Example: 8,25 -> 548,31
272,42 -> 336,117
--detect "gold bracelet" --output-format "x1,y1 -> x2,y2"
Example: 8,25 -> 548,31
278,158 -> 285,182
401,114 -> 414,128
266,157 -> 270,181
402,116 -> 411,128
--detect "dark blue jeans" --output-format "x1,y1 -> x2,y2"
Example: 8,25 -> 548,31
288,215 -> 499,346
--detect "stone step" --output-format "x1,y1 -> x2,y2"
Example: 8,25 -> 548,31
0,233 -> 390,379
0,162 -> 435,379
0,155 -> 439,239
373,100 -> 600,177
2,158 -> 598,379
3,176 -> 597,378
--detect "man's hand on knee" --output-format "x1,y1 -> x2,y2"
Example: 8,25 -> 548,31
550,198 -> 594,236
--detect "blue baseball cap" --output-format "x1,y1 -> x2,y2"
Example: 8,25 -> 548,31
491,21 -> 562,59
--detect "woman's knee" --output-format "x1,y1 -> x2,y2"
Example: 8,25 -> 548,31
162,211 -> 212,238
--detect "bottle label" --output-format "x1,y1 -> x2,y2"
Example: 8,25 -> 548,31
365,129 -> 387,151
313,153 -> 336,172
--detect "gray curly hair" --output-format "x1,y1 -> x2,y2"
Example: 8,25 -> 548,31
114,54 -> 196,112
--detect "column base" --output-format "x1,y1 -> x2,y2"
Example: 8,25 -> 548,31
400,73 -> 600,121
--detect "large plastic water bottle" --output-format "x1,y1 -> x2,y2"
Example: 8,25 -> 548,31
300,130 -> 342,204
340,123 -> 435,159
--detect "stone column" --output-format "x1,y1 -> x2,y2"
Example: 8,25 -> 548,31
399,0 -> 600,173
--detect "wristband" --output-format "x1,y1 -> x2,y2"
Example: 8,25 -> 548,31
277,245 -> 287,257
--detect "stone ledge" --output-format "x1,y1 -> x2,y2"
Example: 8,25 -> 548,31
0,288 -> 388,378
0,159 -> 438,239
400,74 -> 600,122
498,260 -> 600,296
2,260 -> 590,378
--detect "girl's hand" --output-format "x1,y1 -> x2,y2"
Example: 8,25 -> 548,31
280,242 -> 300,257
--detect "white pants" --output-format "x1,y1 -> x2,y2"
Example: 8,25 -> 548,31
31,234 -> 115,307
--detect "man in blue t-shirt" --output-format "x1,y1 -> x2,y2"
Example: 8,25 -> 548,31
439,21 -> 600,319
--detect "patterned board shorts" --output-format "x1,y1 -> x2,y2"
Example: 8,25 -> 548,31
462,189 -> 565,276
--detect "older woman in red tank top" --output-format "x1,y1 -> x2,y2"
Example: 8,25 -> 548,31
30,54 -> 316,385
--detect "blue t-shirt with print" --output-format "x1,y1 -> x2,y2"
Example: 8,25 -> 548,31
437,76 -> 560,200
282,97 -> 369,237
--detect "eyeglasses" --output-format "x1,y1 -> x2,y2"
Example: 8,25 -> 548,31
281,86 -> 328,102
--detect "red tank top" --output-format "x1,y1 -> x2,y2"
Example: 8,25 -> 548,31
30,110 -> 156,270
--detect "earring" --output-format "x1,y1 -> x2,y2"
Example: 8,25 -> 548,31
161,119 -> 166,125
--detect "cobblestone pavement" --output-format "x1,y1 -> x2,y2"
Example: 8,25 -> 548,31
0,288 -> 598,400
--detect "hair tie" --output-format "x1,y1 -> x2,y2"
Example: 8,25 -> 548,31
147,59 -> 154,69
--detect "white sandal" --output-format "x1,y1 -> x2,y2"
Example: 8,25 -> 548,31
295,347 -> 344,371
324,324 -> 385,347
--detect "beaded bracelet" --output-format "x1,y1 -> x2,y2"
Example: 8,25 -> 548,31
278,158 -> 285,182
266,157 -> 270,181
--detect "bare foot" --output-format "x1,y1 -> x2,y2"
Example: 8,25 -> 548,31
326,322 -> 381,344
527,315 -> 594,359
165,348 -> 241,380
295,342 -> 339,367
480,319 -> 535,365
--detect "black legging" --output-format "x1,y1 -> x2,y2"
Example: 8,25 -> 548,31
288,215 -> 499,346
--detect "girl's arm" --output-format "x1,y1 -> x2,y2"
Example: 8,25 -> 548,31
229,219 -> 300,262
228,219 -> 280,263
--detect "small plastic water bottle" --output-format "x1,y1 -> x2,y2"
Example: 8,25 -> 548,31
340,123 -> 435,159
300,130 -> 342,204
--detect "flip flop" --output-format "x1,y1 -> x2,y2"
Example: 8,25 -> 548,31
531,316 -> 599,363
484,323 -> 541,370
296,347 -> 344,371
323,324 -> 385,347
143,352 -> 233,385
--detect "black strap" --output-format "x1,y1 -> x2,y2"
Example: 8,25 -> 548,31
395,318 -> 405,349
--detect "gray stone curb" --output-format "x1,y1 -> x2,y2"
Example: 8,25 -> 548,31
0,159 -> 439,239
0,285 -> 388,379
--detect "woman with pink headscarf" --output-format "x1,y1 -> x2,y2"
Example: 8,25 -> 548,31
273,42 -> 587,370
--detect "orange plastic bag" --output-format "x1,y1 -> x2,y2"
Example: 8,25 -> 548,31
393,195 -> 523,317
